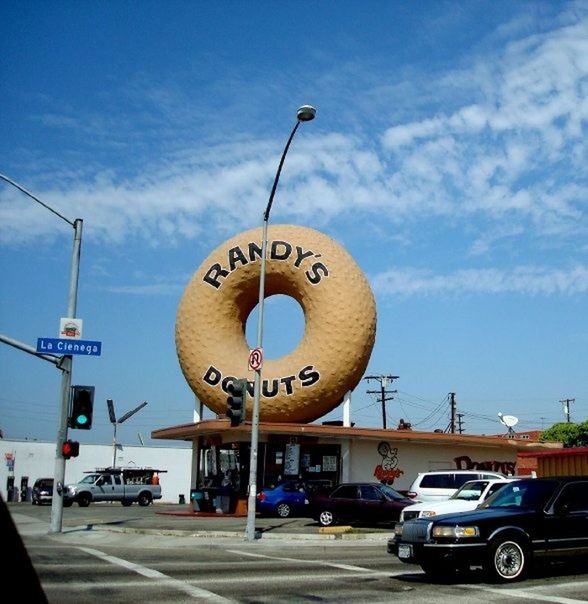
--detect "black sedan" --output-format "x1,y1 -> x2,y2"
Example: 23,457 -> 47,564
389,476 -> 588,582
31,478 -> 53,505
311,482 -> 414,527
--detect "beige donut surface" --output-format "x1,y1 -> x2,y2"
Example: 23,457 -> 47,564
175,224 -> 377,423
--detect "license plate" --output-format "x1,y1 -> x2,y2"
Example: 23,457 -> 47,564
398,544 -> 412,559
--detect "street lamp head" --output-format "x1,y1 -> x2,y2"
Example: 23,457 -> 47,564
297,105 -> 316,122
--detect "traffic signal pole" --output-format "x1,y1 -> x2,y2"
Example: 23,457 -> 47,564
50,218 -> 83,534
0,175 -> 83,535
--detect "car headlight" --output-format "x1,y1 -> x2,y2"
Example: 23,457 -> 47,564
432,525 -> 479,538
420,510 -> 437,518
394,523 -> 403,537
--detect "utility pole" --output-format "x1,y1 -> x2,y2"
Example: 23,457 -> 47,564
364,375 -> 399,429
559,398 -> 575,423
443,392 -> 458,434
456,413 -> 464,434
449,392 -> 456,433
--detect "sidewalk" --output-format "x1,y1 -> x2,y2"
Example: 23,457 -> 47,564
127,505 -> 395,541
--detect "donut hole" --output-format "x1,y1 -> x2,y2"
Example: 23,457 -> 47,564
245,294 -> 305,360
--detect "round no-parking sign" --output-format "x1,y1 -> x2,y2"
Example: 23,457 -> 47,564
248,347 -> 263,371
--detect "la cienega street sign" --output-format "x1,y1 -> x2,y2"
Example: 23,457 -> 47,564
36,338 -> 102,357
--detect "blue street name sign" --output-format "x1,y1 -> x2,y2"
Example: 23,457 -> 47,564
36,338 -> 102,357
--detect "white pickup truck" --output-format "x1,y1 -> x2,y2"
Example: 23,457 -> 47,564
63,467 -> 165,507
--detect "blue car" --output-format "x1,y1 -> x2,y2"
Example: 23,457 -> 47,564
256,481 -> 311,518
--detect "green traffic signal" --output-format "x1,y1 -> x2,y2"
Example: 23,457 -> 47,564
70,385 -> 95,430
75,413 -> 89,426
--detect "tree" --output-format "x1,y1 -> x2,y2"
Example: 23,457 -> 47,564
540,421 -> 588,448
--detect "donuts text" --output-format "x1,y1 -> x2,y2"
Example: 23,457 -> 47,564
203,364 -> 320,397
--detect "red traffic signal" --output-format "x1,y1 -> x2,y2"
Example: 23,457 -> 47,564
62,440 -> 80,459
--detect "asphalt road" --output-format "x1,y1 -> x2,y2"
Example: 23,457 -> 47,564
7,502 -> 588,603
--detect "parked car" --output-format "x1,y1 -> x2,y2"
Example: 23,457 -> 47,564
311,482 -> 415,527
400,478 -> 517,521
256,479 -> 333,518
389,476 -> 588,582
256,481 -> 310,518
406,469 -> 507,502
31,478 -> 53,505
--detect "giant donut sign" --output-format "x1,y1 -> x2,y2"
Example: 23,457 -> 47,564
175,224 -> 377,423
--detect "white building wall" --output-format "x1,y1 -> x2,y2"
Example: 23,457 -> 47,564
0,440 -> 192,504
348,439 -> 518,491
2,436 -> 521,503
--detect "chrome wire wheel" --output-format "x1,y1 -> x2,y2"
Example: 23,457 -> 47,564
492,539 -> 525,580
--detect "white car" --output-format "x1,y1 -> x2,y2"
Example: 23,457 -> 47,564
406,469 -> 507,502
400,478 -> 517,522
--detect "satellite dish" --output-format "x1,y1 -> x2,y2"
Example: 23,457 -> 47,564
498,412 -> 519,434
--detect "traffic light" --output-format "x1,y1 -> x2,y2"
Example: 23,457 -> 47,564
62,440 -> 79,459
70,385 -> 95,429
226,379 -> 246,426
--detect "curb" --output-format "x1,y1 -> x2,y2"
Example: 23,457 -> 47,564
97,524 -> 393,541
319,525 -> 353,535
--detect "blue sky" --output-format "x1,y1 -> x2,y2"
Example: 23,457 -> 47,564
1,1 -> 586,448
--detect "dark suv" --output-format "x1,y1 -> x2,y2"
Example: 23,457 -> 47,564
389,476 -> 588,582
32,478 -> 54,505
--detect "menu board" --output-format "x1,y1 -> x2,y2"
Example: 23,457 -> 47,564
284,443 -> 300,475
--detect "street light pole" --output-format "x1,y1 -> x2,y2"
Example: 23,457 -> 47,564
108,400 -> 148,468
245,105 -> 316,542
0,173 -> 82,534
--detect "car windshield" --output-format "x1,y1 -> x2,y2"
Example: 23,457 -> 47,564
451,480 -> 488,501
379,484 -> 407,501
79,474 -> 101,484
480,479 -> 558,510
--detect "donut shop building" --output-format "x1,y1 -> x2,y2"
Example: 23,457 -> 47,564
152,418 -> 558,510
165,223 -> 559,511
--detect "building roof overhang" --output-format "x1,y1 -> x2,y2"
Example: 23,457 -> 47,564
151,419 -> 562,452
518,445 -> 588,458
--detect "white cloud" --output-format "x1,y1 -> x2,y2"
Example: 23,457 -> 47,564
372,265 -> 588,297
0,9 -> 586,285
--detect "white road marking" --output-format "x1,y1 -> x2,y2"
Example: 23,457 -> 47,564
77,546 -> 235,602
226,548 -> 405,574
461,581 -> 588,603
229,550 -> 588,601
